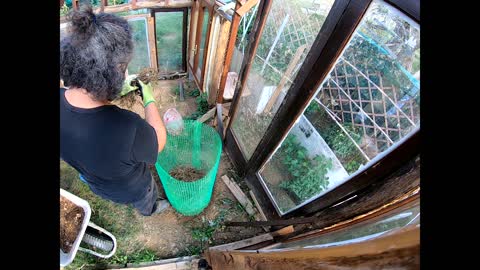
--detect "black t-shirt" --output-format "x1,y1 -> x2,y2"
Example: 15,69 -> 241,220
60,88 -> 158,204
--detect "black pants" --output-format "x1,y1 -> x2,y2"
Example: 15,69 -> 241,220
80,173 -> 159,216
131,177 -> 159,216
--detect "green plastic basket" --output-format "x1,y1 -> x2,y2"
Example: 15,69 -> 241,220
155,120 -> 222,216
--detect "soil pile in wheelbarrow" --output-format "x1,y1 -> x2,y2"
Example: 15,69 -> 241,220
170,166 -> 206,182
60,196 -> 85,253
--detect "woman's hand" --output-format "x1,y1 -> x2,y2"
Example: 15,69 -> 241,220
119,75 -> 139,97
138,80 -> 156,107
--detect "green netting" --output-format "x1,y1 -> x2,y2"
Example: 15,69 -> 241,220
155,120 -> 222,216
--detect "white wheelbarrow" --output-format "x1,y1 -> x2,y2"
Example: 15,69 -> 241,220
60,189 -> 117,267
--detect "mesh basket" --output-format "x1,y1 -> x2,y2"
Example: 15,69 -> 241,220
155,120 -> 222,216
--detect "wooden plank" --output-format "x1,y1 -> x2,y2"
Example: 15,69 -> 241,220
263,44 -> 307,113
116,260 -> 198,270
236,0 -> 260,16
225,217 -> 318,227
249,190 -> 267,221
209,233 -> 274,251
217,1 -> 241,104
221,175 -> 256,216
206,225 -> 420,270
147,16 -> 158,71
197,106 -> 216,123
208,18 -> 231,105
94,0 -> 193,14
270,225 -> 294,237
125,256 -> 200,269
199,4 -> 215,91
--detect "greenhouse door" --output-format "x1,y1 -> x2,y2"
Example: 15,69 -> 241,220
187,0 -> 214,90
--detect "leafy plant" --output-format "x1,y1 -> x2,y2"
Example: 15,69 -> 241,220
278,134 -> 333,201
185,92 -> 209,120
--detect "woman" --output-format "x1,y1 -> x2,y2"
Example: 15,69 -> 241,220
60,5 -> 169,216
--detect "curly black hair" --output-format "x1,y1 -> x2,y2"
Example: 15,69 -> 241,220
60,4 -> 133,101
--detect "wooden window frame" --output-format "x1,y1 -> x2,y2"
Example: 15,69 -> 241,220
150,7 -> 189,73
224,0 -> 420,218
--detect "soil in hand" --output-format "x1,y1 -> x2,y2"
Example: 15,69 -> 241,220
170,166 -> 206,182
60,196 -> 85,253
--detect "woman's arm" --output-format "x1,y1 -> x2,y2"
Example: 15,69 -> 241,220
144,103 -> 167,153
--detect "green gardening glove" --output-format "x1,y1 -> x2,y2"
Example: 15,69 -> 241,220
119,75 -> 139,97
138,80 -> 155,107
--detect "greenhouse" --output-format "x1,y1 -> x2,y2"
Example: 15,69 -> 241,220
60,0 -> 420,269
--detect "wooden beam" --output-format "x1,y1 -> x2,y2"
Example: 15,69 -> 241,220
93,0 -> 193,14
249,190 -> 267,221
198,106 -> 217,123
208,18 -> 231,105
263,44 -> 307,113
235,0 -> 259,17
270,225 -> 294,237
221,175 -> 256,216
217,1 -> 240,103
209,233 -> 274,251
209,225 -> 294,252
206,225 -> 420,270
147,16 -> 158,71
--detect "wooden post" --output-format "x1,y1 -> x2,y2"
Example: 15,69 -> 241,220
217,1 -> 241,104
209,18 -> 232,105
147,16 -> 158,71
263,44 -> 307,113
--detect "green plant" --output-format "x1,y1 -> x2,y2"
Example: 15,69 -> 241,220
322,123 -> 365,174
189,89 -> 201,97
190,210 -> 227,249
185,92 -> 209,120
278,135 -> 333,201
172,85 -> 180,96
108,249 -> 158,265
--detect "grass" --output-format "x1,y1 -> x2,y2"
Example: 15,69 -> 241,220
61,160 -> 157,269
185,197 -> 244,254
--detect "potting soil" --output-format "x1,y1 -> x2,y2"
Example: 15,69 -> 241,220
60,196 -> 85,253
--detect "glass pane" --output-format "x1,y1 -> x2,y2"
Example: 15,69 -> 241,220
274,204 -> 420,249
230,2 -> 259,73
115,8 -> 149,17
127,18 -> 151,75
259,0 -> 420,214
155,12 -> 184,72
197,9 -> 210,71
230,0 -> 336,159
